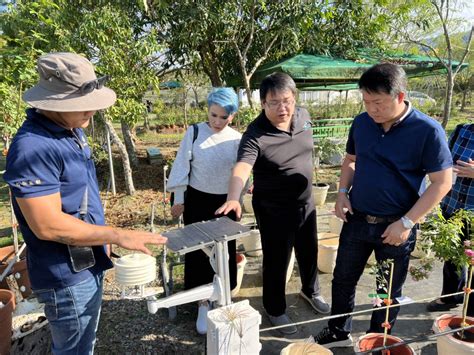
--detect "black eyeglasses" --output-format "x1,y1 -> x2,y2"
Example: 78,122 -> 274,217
60,75 -> 109,95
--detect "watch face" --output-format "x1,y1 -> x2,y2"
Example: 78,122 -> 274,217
402,217 -> 413,229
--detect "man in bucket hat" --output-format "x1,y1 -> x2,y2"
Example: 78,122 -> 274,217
4,52 -> 167,354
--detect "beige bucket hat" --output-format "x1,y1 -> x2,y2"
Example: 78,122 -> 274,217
23,52 -> 116,112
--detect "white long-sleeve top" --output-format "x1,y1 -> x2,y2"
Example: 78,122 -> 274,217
167,122 -> 242,204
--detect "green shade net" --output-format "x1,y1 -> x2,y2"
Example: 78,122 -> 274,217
227,53 -> 468,90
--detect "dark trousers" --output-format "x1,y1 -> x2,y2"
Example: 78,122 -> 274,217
253,198 -> 319,316
183,186 -> 237,290
328,213 -> 416,335
440,213 -> 473,315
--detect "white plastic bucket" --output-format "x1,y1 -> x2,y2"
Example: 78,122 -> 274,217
313,183 -> 330,206
328,215 -> 344,235
318,238 -> 339,273
281,341 -> 333,354
317,232 -> 339,241
242,229 -> 262,257
286,249 -> 295,285
242,194 -> 254,213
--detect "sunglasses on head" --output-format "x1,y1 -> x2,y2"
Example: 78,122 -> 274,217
59,75 -> 109,95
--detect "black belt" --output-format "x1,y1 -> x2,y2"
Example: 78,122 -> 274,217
352,210 -> 401,224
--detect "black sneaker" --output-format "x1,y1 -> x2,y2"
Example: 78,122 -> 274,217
313,327 -> 353,348
426,299 -> 458,312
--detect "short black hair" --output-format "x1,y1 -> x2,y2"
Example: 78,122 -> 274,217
358,63 -> 407,97
260,72 -> 297,101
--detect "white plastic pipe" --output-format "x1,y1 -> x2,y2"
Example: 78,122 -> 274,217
147,275 -> 223,314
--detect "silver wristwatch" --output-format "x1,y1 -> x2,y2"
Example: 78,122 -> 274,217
401,216 -> 415,229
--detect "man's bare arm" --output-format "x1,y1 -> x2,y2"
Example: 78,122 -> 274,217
16,193 -> 167,254
215,161 -> 253,218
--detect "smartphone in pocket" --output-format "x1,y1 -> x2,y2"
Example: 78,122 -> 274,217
67,245 -> 96,272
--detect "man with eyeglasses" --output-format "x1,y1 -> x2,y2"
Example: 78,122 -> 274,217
4,52 -> 167,354
217,72 -> 330,335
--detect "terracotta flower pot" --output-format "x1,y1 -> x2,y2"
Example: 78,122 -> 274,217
0,245 -> 16,291
433,314 -> 474,355
0,289 -> 15,355
355,333 -> 415,355
0,245 -> 15,263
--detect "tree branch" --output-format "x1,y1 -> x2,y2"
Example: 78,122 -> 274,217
453,25 -> 473,76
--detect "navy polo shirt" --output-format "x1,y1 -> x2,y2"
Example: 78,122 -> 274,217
4,108 -> 113,290
237,107 -> 314,204
347,107 -> 452,216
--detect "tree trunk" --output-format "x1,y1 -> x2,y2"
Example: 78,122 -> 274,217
442,70 -> 454,129
183,89 -> 188,128
199,46 -> 223,87
103,119 -> 136,195
143,114 -> 150,130
243,76 -> 254,109
121,120 -> 138,168
461,90 -> 467,112
192,87 -> 199,107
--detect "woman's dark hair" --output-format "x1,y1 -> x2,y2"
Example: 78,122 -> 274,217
358,63 -> 407,97
259,72 -> 297,101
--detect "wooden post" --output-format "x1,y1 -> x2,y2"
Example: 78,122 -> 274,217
106,128 -> 116,196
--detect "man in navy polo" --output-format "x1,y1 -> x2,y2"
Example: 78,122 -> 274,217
314,63 -> 453,348
4,52 -> 166,354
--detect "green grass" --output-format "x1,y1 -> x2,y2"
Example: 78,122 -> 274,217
445,109 -> 471,135
0,235 -> 23,248
136,130 -> 184,145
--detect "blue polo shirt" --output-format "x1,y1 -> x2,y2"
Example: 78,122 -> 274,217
347,107 -> 452,216
4,108 -> 113,290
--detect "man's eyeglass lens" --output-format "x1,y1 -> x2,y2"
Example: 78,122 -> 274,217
267,100 -> 294,109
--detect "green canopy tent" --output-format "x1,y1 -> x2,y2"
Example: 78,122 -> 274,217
227,53 -> 468,90
159,80 -> 183,89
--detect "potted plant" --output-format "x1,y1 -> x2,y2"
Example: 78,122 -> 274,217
317,137 -> 346,166
355,259 -> 416,354
410,208 -> 474,354
311,162 -> 330,207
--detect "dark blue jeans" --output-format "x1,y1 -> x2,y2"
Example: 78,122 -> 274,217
34,272 -> 104,355
328,213 -> 416,336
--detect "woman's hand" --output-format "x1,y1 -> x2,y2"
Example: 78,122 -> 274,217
171,204 -> 185,218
